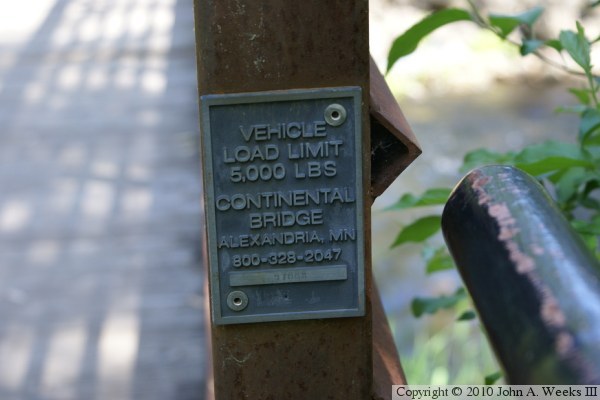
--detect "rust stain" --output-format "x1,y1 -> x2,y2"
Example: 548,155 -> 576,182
504,241 -> 535,273
469,169 -> 582,370
486,201 -> 536,274
540,294 -> 567,328
488,203 -> 520,241
530,244 -> 544,256
470,172 -> 536,275
471,174 -> 491,190
471,174 -> 491,205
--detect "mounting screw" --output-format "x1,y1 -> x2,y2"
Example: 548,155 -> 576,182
227,290 -> 249,311
324,103 -> 347,126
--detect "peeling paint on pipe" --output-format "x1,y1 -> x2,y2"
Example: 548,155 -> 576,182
442,165 -> 600,384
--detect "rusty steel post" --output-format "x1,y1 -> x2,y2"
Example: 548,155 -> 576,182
194,1 -> 372,399
369,57 -> 420,199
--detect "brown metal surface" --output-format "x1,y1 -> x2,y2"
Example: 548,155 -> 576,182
369,57 -> 421,199
195,1 -> 370,94
194,1 -> 372,399
204,279 -> 405,400
372,282 -> 406,399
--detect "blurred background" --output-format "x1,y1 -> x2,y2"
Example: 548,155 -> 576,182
371,0 -> 600,386
0,0 -> 598,398
0,1 -> 205,399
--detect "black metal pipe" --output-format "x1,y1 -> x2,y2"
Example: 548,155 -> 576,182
442,165 -> 600,384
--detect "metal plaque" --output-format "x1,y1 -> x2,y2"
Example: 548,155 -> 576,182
201,87 -> 365,325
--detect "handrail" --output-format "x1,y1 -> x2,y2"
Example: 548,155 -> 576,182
442,165 -> 600,384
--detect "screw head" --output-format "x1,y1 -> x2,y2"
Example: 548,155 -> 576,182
227,290 -> 249,311
324,103 -> 347,126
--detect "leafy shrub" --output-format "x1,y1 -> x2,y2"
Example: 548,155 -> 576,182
386,1 -> 600,383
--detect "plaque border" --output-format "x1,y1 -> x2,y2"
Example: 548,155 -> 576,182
200,87 -> 365,325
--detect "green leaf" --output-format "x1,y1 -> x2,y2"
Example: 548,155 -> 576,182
582,177 -> 600,198
390,215 -> 442,248
553,167 -> 587,203
584,234 -> 599,255
457,310 -> 477,321
411,288 -> 467,317
514,141 -> 592,175
485,371 -> 503,385
520,39 -> 544,55
519,38 -> 565,57
584,133 -> 600,147
545,39 -> 563,52
559,25 -> 592,72
425,246 -> 455,274
555,104 -> 589,114
581,196 -> 600,210
386,188 -> 452,210
569,88 -> 592,105
591,0 -> 600,8
488,6 -> 544,38
571,215 -> 600,235
581,233 -> 599,254
387,9 -> 473,72
580,108 -> 600,142
460,149 -> 517,173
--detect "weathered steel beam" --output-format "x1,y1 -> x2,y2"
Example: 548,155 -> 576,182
204,279 -> 406,400
442,165 -> 600,384
372,282 -> 407,399
204,282 -> 406,400
194,1 -> 373,398
369,57 -> 421,199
